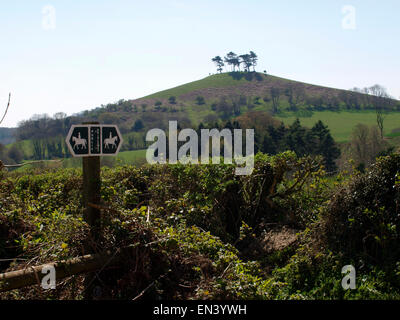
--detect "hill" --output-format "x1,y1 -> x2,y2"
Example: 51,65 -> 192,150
136,72 -> 352,107
8,72 -> 400,163
92,71 -> 400,139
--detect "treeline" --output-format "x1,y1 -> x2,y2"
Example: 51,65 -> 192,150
16,112 -> 72,141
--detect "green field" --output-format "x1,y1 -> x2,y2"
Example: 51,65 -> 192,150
13,149 -> 148,172
62,149 -> 147,168
277,110 -> 400,142
115,149 -> 147,165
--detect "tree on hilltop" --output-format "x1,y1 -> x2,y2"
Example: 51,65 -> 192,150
239,54 -> 252,72
224,52 -> 239,72
213,51 -> 258,73
249,51 -> 258,71
211,56 -> 224,73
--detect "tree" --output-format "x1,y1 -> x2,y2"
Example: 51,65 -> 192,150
350,124 -> 386,167
0,143 -> 13,164
132,119 -> 144,132
154,101 -> 162,110
211,56 -> 224,73
239,54 -> 252,72
53,112 -> 66,120
216,96 -> 233,119
195,96 -> 205,105
168,96 -> 177,104
8,144 -> 23,163
232,56 -> 241,72
98,113 -> 120,124
368,84 -> 391,138
224,52 -> 238,72
351,123 -> 369,166
270,87 -> 281,114
285,118 -> 307,156
32,139 -> 46,160
285,84 -> 306,111
0,93 -> 11,126
311,120 -> 340,172
249,51 -> 258,71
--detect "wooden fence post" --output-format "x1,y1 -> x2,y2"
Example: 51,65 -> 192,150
82,155 -> 101,242
82,122 -> 101,244
81,122 -> 101,299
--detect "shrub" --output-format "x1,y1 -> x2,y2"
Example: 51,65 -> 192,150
320,152 -> 400,265
195,96 -> 205,105
168,96 -> 176,104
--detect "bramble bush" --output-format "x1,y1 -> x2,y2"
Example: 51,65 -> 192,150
2,152 -> 400,299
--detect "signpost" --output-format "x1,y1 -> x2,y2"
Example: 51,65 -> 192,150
65,123 -> 123,299
66,124 -> 123,157
65,123 -> 123,237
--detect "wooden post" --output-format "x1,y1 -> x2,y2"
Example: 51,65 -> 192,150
82,156 -> 101,242
81,122 -> 101,299
82,122 -> 101,245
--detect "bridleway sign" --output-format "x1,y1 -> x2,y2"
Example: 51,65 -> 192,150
66,124 -> 123,157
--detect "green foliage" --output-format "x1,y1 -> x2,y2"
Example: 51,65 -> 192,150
195,96 -> 205,106
2,152 -> 400,300
321,153 -> 400,264
168,96 -> 177,104
132,119 -> 144,132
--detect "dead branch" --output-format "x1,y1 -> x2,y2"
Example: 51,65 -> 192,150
0,93 -> 11,126
0,249 -> 123,293
132,273 -> 167,301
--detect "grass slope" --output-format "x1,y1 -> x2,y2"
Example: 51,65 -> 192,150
136,72 -> 327,103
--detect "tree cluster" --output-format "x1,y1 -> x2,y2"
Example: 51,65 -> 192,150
212,51 -> 258,73
196,113 -> 340,172
256,119 -> 340,172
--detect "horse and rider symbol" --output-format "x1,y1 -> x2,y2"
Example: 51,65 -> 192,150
103,132 -> 118,149
72,132 -> 87,150
72,131 -> 118,150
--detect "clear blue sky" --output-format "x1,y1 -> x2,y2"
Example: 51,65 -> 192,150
0,0 -> 399,127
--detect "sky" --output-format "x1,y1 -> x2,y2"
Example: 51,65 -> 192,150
0,0 -> 399,127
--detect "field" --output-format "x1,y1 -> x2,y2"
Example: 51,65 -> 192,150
114,149 -> 147,165
61,149 -> 147,168
14,149 -> 148,171
277,110 -> 400,142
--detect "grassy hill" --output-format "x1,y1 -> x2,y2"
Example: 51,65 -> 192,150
129,72 -> 400,140
137,72 -> 345,104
